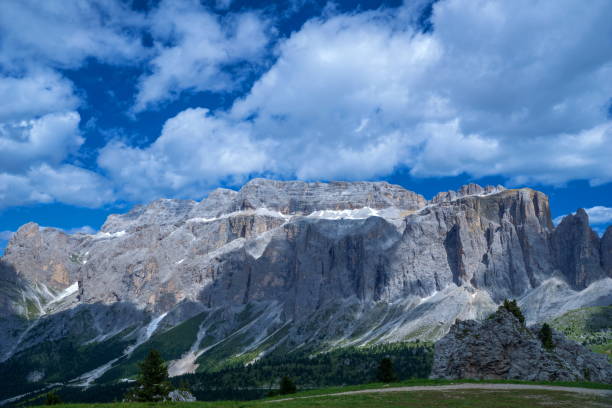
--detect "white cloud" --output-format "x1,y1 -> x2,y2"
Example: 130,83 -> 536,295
2,0 -> 611,208
0,1 -> 146,209
584,206 -> 612,225
0,0 -> 146,69
0,164 -> 114,209
0,111 -> 82,173
133,0 -> 270,111
0,70 -> 115,208
98,108 -> 267,201
0,70 -> 78,122
229,0 -> 611,184
98,0 -> 612,200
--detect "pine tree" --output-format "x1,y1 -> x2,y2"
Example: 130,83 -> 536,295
376,357 -> 397,383
45,391 -> 61,405
279,376 -> 297,395
502,299 -> 525,325
126,349 -> 172,402
539,323 -> 555,350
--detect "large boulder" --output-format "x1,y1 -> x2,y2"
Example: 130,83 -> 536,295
431,307 -> 612,383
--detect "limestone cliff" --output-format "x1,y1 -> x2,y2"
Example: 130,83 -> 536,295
0,179 -> 610,386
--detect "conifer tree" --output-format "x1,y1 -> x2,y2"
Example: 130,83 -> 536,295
126,349 -> 172,402
539,323 -> 555,350
501,299 -> 525,325
376,357 -> 397,383
45,391 -> 61,405
279,376 -> 297,395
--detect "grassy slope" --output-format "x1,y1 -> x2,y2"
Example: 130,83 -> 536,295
32,382 -> 612,408
98,312 -> 208,383
549,306 -> 612,361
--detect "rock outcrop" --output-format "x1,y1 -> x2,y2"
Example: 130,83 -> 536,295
431,308 -> 612,383
602,226 -> 612,276
552,209 -> 607,289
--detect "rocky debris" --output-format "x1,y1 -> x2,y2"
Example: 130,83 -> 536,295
168,390 -> 196,402
431,308 -> 612,383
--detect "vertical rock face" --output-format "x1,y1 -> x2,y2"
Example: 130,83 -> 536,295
602,226 -> 612,276
2,223 -> 81,291
0,179 -> 610,381
552,209 -> 606,289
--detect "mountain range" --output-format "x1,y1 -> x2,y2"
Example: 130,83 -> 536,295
0,179 -> 611,400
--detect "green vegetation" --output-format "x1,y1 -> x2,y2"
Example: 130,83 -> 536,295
99,312 -> 208,383
176,341 -> 433,398
375,357 -> 396,383
15,378 -> 612,407
44,391 -> 61,405
538,323 -> 554,350
262,378 -> 612,399
549,306 -> 612,361
125,349 -> 172,402
28,384 -> 612,408
0,326 -> 134,400
279,376 -> 297,395
501,299 -> 525,324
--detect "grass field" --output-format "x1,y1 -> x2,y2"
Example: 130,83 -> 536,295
30,380 -> 612,408
31,390 -> 611,408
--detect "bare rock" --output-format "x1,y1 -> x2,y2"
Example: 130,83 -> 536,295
431,308 -> 612,383
552,209 -> 606,289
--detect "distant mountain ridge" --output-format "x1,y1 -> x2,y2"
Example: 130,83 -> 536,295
0,179 -> 611,399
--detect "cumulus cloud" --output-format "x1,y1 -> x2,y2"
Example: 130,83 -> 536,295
0,70 -> 78,122
0,1 -> 150,208
0,71 -> 115,208
227,0 -> 612,184
0,111 -> 82,173
133,0 -> 270,111
0,0 -> 146,69
109,0 -> 612,197
3,0 -> 612,209
0,164 -> 114,209
585,206 -> 612,225
99,108 -> 267,200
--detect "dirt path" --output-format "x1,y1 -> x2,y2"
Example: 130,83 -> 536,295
269,383 -> 612,402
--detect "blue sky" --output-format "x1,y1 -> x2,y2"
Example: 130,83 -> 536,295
1,0 -> 612,252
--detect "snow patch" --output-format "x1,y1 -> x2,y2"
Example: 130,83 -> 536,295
47,282 -> 78,306
144,312 -> 168,340
307,207 -> 381,220
91,230 -> 126,239
187,208 -> 290,224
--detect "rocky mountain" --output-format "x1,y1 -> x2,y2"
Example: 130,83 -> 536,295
431,307 -> 612,383
0,179 -> 611,399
